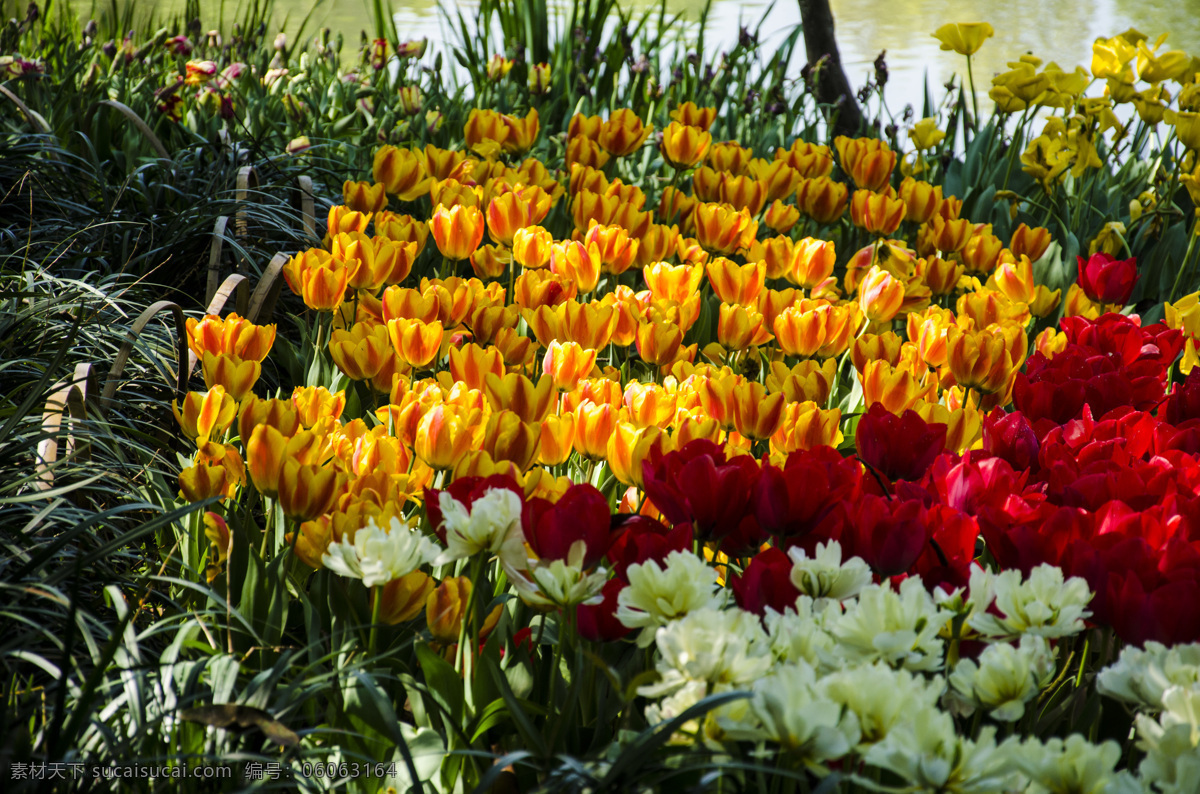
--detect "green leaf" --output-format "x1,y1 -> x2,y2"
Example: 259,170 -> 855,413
416,641 -> 465,729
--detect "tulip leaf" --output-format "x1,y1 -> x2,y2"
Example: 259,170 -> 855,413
415,641 -> 465,729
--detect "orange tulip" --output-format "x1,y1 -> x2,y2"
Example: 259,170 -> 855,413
928,215 -> 974,253
173,386 -> 237,446
1010,223 -> 1052,261
179,458 -> 239,503
773,304 -> 827,358
660,121 -> 712,168
718,303 -> 773,350
238,395 -> 300,444
635,321 -> 684,366
907,306 -> 958,369
329,322 -> 392,381
484,372 -> 556,423
776,140 -> 835,179
542,341 -> 598,392
429,178 -> 481,209
447,343 -> 505,392
945,326 -> 1014,394
387,318 -> 444,369
373,145 -> 432,200
326,205 -> 372,246
297,257 -> 349,312
549,239 -> 602,293
707,141 -> 753,174
374,571 -> 436,625
789,238 -> 836,289
482,410 -> 540,471
469,244 -> 509,280
463,108 -> 510,150
246,423 -> 288,498
749,159 -> 804,203
644,261 -> 704,303
584,222 -> 640,276
608,424 -> 672,487
512,225 -> 554,270
960,229 -> 1005,275
573,400 -> 618,459
858,265 -> 906,323
717,173 -> 769,215
566,135 -> 610,170
343,180 -> 388,214
861,359 -> 934,414
850,189 -> 906,235
658,186 -> 697,227
375,211 -> 430,254
921,254 -> 965,296
427,576 -> 502,643
670,102 -> 718,131
292,386 -> 346,429
513,270 -> 576,310
429,204 -> 485,261
415,404 -> 477,470
692,202 -> 758,255
796,176 -> 849,224
695,375 -> 739,431
707,257 -> 766,306
500,107 -> 540,154
850,331 -> 905,374
381,286 -> 440,324
730,381 -> 786,441
623,382 -> 676,429
185,313 -> 276,363
898,177 -> 942,224
834,136 -> 897,191
765,359 -> 838,405
538,413 -> 576,465
636,223 -> 681,267
277,459 -> 340,520
598,108 -> 652,156
201,352 -> 260,401
764,200 -> 801,234
486,190 -> 547,246
770,401 -> 843,454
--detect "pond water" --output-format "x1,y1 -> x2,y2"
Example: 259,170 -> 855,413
60,0 -> 1200,114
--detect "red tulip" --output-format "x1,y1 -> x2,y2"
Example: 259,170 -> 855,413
731,546 -> 801,615
606,515 -> 693,579
752,446 -> 859,543
855,402 -> 946,484
522,483 -> 611,567
983,409 -> 1039,472
641,440 -> 761,545
1076,253 -> 1138,305
577,578 -> 632,642
842,494 -> 929,577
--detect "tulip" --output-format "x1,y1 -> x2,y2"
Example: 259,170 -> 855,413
375,211 -> 431,255
482,410 -> 540,471
1167,110 -> 1200,152
765,359 -> 837,405
447,343 -> 504,392
850,331 -> 904,374
855,403 -> 946,483
692,202 -> 757,256
716,173 -> 769,215
486,190 -> 546,246
844,495 -> 929,577
342,180 -> 388,214
173,387 -> 237,446
185,313 -> 277,363
386,318 -> 444,369
834,136 -> 897,192
788,238 -> 836,289
528,61 -> 551,94
731,547 -> 802,616
179,458 -> 239,503
731,381 -> 786,441
932,22 -> 994,56
769,401 -> 843,454
512,225 -> 553,270
644,261 -> 703,303
1010,223 -> 1052,262
749,159 -> 804,203
707,140 -> 754,174
329,322 -> 393,381
584,223 -> 639,276
961,229 -> 1004,275
670,102 -> 717,131
573,401 -> 617,460
718,303 -> 773,350
543,341 -> 597,392
764,200 -> 800,234
660,121 -> 712,169
858,265 -> 905,323
245,423 -> 288,498
429,204 -> 485,261
796,176 -> 848,224
565,135 -> 610,170
415,404 -> 477,470
908,118 -> 946,151
850,189 -> 906,235
426,576 -> 502,644
861,359 -> 932,414
707,257 -> 765,306
928,215 -> 973,253
500,107 -> 540,154
381,286 -> 440,324
538,413 -> 576,465
898,178 -> 942,224
469,244 -> 509,280
549,239 -> 602,293
297,257 -> 349,312
1076,252 -> 1138,305
277,459 -> 340,520
201,352 -> 260,401
373,145 -> 432,200
597,108 -> 652,156
635,321 -> 683,366
946,326 -> 1014,395
484,373 -> 555,423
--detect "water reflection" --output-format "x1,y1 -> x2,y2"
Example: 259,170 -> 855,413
62,0 -> 1200,113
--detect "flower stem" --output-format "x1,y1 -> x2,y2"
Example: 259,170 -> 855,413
368,584 -> 383,656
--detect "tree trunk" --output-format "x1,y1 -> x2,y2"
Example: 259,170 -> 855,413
797,0 -> 864,137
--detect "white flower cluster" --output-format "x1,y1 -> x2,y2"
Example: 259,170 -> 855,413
1099,642 -> 1200,794
622,546 -> 1192,791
